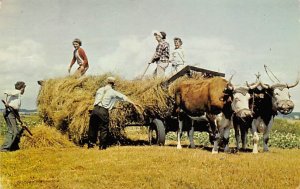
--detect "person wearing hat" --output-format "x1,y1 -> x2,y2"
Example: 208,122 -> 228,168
170,37 -> 185,75
87,77 -> 141,150
0,81 -> 26,152
68,38 -> 89,77
149,31 -> 170,77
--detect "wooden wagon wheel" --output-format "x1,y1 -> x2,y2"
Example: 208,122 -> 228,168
148,119 -> 166,146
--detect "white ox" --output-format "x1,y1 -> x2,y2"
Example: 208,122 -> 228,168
212,84 -> 259,154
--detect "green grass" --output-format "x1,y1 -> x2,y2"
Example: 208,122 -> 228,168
0,113 -> 42,137
0,115 -> 300,189
273,118 -> 300,135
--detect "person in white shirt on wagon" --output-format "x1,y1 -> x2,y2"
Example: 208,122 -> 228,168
170,37 -> 185,75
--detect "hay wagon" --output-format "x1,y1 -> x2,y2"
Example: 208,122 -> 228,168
125,65 -> 225,145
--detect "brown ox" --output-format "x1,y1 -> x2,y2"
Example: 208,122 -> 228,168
174,77 -> 233,149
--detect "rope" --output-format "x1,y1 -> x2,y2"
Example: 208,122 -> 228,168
264,65 -> 280,83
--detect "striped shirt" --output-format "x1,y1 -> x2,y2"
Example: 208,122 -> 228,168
152,41 -> 170,63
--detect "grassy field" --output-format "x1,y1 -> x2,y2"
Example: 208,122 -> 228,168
0,115 -> 300,189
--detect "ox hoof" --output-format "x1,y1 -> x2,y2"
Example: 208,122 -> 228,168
224,147 -> 230,153
212,150 -> 218,154
263,147 -> 269,152
177,145 -> 182,149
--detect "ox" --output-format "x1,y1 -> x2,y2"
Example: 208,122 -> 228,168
174,77 -> 236,149
175,77 -> 251,152
212,84 -> 259,153
235,78 -> 299,153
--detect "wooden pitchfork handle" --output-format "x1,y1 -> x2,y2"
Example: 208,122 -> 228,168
1,99 -> 33,136
141,63 -> 151,79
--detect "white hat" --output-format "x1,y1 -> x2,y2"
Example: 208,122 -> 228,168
154,31 -> 163,38
106,77 -> 116,84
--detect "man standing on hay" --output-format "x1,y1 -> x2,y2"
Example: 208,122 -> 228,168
87,77 -> 141,150
68,38 -> 89,77
149,31 -> 170,77
0,81 -> 26,152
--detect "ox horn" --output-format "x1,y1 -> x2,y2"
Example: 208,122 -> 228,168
246,81 -> 260,90
286,74 -> 300,89
227,75 -> 234,90
258,78 -> 270,89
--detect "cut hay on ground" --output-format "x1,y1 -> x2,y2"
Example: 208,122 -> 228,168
20,124 -> 75,149
37,73 -> 204,144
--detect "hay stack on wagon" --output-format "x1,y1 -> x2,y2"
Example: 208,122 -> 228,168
37,71 -> 205,144
37,74 -> 189,144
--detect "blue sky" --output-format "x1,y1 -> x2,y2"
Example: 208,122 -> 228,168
0,0 -> 300,110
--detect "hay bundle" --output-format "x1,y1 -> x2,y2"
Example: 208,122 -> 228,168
37,73 -> 204,144
20,124 -> 75,149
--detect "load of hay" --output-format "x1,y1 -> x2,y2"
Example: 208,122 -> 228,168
37,73 -> 204,144
20,124 -> 75,149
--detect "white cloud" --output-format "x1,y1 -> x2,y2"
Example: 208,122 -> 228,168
95,35 -> 156,78
0,39 -> 66,109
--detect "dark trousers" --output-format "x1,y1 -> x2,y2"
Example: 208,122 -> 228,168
88,105 -> 109,147
1,109 -> 23,151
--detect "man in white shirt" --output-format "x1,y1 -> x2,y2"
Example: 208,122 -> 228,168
170,37 -> 185,75
0,81 -> 26,152
87,77 -> 141,150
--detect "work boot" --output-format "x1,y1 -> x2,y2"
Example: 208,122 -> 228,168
87,142 -> 95,149
99,145 -> 107,150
